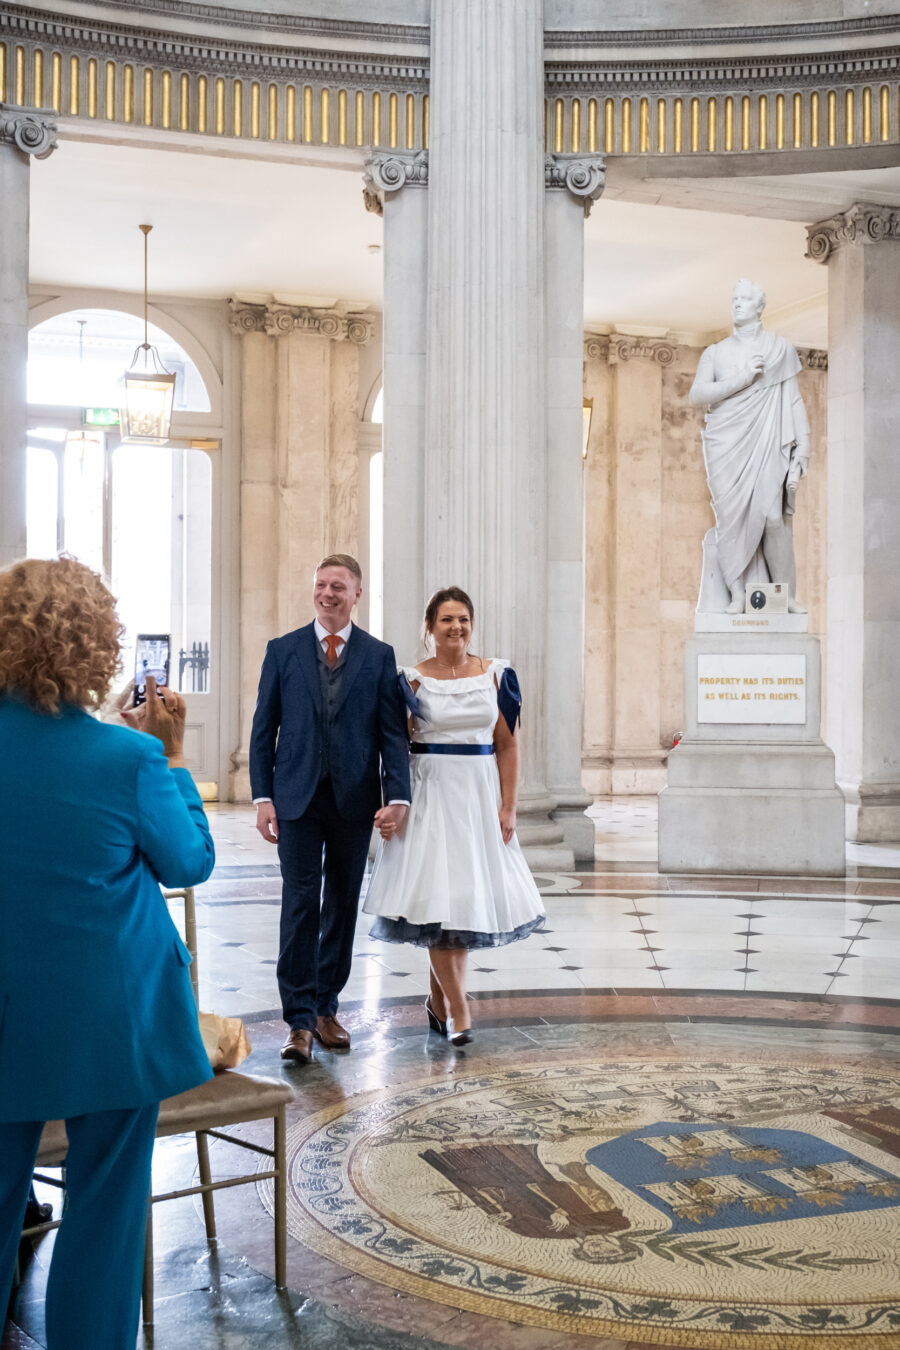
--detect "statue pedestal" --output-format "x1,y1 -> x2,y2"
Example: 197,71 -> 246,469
658,633 -> 845,875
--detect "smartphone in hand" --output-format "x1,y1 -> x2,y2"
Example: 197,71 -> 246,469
134,633 -> 171,705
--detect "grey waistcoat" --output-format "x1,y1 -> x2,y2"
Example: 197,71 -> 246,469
315,638 -> 349,781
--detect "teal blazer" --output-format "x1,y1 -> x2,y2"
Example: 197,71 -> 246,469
0,697 -> 215,1122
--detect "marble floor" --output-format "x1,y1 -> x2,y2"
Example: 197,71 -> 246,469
6,800 -> 900,1350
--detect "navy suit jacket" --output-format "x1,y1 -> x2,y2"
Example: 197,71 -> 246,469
0,696 -> 215,1123
248,622 -> 411,822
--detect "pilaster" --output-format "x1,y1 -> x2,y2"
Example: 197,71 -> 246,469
229,299 -> 373,801
0,105 -> 57,567
808,203 -> 900,842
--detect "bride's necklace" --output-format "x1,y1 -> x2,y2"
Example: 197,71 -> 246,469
433,652 -> 470,678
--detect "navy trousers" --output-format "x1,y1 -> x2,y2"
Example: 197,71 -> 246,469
1,1103 -> 158,1350
276,777 -> 373,1030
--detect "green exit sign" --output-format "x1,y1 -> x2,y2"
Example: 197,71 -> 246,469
83,407 -> 120,427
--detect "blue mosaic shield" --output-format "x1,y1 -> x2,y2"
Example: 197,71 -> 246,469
586,1121 -> 900,1234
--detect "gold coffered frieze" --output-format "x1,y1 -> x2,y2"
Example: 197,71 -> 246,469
1,4 -> 898,161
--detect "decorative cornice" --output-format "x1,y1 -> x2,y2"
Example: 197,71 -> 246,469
797,347 -> 828,371
545,153 -> 605,217
0,6 -> 429,86
607,335 -> 676,367
0,103 -> 57,158
229,300 -> 374,345
363,149 -> 428,216
47,0 -> 430,45
545,43 -> 900,93
806,203 -> 900,263
545,16 -> 900,48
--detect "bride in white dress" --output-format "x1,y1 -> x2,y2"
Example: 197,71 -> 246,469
364,587 -> 545,1045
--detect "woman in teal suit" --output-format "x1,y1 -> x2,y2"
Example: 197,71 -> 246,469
0,557 -> 215,1350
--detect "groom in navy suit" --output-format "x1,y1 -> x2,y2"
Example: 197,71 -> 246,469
249,554 -> 410,1063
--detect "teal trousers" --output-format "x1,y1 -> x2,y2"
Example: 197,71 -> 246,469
1,1103 -> 158,1350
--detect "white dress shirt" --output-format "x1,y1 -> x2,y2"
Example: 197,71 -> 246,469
254,621 -> 409,808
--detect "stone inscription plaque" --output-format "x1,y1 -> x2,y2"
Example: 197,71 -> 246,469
697,653 -> 806,724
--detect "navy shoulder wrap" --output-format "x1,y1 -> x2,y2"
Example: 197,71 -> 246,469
497,667 -> 521,735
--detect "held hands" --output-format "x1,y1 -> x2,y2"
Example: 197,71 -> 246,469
499,804 -> 516,846
121,675 -> 186,767
374,803 -> 409,841
256,801 -> 279,844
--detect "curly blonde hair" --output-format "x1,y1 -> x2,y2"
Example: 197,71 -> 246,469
0,557 -> 124,714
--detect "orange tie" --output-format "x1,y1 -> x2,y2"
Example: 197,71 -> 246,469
324,634 -> 342,666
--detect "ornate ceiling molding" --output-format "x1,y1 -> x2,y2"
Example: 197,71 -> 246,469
545,15 -> 900,49
546,43 -> 900,93
230,300 -> 374,344
0,102 -> 56,157
363,148 -> 428,215
57,0 -> 429,44
806,203 -> 900,263
0,5 -> 428,86
545,153 -> 605,217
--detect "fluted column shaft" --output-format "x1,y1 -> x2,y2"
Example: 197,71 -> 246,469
0,106 -> 57,566
808,205 -> 900,842
365,152 -> 429,658
424,1 -> 566,859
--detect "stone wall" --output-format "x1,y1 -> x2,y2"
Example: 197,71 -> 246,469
582,337 -> 827,796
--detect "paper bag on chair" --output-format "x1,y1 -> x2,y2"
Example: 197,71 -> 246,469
198,1012 -> 252,1070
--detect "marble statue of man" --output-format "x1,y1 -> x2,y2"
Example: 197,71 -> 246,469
690,279 -> 810,614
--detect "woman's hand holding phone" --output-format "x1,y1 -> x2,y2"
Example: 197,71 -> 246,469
122,675 -> 187,768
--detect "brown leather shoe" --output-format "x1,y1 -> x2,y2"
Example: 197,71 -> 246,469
314,1015 -> 351,1050
280,1028 -> 314,1064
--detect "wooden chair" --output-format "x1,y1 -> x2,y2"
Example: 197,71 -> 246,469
28,886 -> 292,1325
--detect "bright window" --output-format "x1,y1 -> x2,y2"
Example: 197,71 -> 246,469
28,308 -> 210,412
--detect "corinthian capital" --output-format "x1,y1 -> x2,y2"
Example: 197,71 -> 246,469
0,104 -> 57,159
806,203 -> 900,263
363,149 -> 429,216
545,154 -> 606,217
229,300 -> 374,345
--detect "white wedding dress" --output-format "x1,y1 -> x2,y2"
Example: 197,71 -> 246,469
363,660 -> 545,948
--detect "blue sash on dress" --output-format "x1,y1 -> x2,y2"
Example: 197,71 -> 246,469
410,744 -> 494,756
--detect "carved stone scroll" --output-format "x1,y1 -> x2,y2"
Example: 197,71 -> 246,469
229,301 -> 374,344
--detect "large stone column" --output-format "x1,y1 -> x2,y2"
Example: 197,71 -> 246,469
422,0 -> 569,866
808,205 -> 900,842
0,106 -> 57,567
543,155 -> 605,860
364,151 -> 428,658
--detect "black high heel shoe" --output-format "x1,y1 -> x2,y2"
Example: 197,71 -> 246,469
448,1019 -> 474,1047
425,998 -> 448,1037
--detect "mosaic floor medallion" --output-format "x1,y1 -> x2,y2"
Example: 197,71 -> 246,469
260,1057 -> 900,1347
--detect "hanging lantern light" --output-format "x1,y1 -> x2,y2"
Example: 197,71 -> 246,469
120,224 -> 176,444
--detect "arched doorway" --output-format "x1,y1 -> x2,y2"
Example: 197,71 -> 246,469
27,307 -> 222,794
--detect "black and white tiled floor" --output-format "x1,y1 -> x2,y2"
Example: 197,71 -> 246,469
188,798 -> 900,1014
